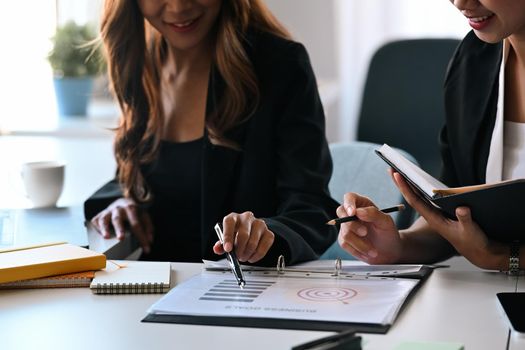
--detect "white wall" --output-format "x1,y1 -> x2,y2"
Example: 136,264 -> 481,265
0,0 -> 470,138
266,0 -> 470,142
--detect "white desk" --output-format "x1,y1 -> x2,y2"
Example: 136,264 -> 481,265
1,133 -> 523,349
0,258 -> 522,350
0,135 -> 116,209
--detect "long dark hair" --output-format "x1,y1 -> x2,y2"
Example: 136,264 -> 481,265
100,0 -> 290,203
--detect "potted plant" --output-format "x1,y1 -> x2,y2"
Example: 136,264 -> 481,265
48,21 -> 103,116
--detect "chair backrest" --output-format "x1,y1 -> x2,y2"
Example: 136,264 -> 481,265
357,38 -> 460,178
320,141 -> 418,260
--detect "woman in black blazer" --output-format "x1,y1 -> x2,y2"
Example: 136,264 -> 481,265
336,1 -> 525,272
85,0 -> 338,265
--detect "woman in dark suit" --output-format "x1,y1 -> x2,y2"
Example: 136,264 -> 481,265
85,0 -> 338,265
337,0 -> 525,272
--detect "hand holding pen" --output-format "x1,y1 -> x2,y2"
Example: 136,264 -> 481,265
335,192 -> 406,264
212,212 -> 275,263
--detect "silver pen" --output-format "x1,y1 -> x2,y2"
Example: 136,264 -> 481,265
214,223 -> 246,289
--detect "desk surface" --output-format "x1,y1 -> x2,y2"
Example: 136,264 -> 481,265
0,135 -> 116,209
0,258 -> 522,350
1,135 -> 523,349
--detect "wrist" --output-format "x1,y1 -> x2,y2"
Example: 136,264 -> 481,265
507,241 -> 521,275
487,241 -> 521,273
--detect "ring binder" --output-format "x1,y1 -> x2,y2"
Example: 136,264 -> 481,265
207,255 -> 430,280
143,256 -> 433,333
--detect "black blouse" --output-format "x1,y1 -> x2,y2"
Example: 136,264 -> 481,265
141,138 -> 204,262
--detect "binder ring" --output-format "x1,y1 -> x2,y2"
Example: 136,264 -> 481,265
277,255 -> 285,274
334,258 -> 342,277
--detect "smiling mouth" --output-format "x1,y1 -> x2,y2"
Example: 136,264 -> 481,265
171,17 -> 198,29
468,14 -> 494,23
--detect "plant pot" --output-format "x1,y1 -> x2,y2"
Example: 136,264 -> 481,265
53,77 -> 94,116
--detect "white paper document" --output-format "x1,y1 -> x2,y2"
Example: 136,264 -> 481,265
148,271 -> 418,326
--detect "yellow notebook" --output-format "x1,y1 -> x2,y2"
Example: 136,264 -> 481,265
0,242 -> 106,284
90,260 -> 171,294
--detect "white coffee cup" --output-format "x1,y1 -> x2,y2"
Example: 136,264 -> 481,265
21,161 -> 65,208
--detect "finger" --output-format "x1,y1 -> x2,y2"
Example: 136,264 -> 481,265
123,205 -> 145,239
392,172 -> 446,227
342,193 -> 359,216
338,239 -> 370,262
337,205 -> 368,237
248,228 -> 275,263
242,219 -> 265,261
114,207 -> 150,254
354,206 -> 394,231
222,214 -> 238,252
454,206 -> 474,241
338,229 -> 376,258
97,212 -> 112,238
343,193 -> 373,216
213,241 -> 225,255
336,205 -> 348,218
234,212 -> 255,261
111,207 -> 127,240
123,207 -> 152,253
141,212 -> 154,243
90,214 -> 102,234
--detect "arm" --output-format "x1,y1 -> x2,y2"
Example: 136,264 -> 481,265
259,43 -> 339,265
84,178 -> 153,252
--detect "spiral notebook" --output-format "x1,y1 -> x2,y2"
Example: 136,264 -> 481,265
0,271 -> 95,289
90,260 -> 171,294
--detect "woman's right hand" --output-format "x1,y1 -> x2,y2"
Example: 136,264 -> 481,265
90,198 -> 154,254
336,193 -> 403,264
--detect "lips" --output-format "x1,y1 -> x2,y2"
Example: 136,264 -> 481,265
466,13 -> 495,30
167,16 -> 201,33
468,14 -> 494,23
172,18 -> 197,28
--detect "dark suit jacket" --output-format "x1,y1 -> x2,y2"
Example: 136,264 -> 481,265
441,30 -> 502,187
85,30 -> 339,266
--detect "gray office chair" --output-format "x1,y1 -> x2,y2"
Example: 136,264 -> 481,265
320,141 -> 418,260
357,38 -> 460,178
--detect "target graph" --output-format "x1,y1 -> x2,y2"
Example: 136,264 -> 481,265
297,287 -> 357,304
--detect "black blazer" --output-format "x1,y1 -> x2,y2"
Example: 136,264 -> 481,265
441,30 -> 502,187
85,30 -> 339,266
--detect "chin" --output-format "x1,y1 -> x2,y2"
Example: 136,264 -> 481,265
474,31 -> 506,44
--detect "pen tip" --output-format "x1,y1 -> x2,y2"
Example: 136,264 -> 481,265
398,204 -> 405,211
240,282 -> 245,289
326,219 -> 335,225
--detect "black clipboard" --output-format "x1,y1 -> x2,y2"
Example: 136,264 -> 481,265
142,257 -> 433,334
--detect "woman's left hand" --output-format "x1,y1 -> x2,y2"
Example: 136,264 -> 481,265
391,170 -> 507,270
213,211 -> 275,263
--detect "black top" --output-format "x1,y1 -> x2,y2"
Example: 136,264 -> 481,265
84,29 -> 339,266
441,30 -> 503,187
141,138 -> 203,262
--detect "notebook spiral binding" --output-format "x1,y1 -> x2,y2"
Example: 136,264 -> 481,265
92,282 -> 170,294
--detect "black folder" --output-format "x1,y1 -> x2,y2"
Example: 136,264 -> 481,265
376,144 -> 525,243
142,259 -> 433,334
